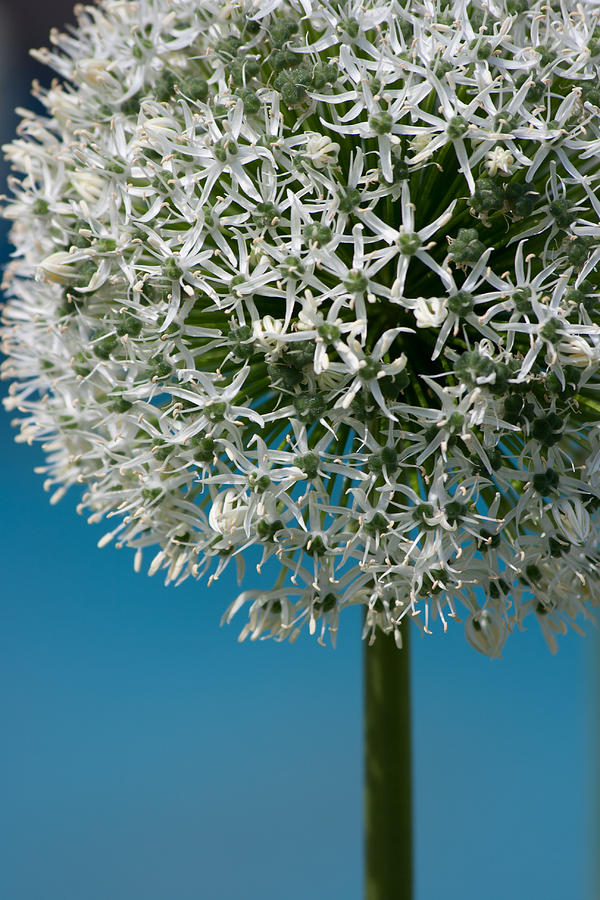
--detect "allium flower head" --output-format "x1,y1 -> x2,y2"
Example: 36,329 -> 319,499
4,0 -> 600,656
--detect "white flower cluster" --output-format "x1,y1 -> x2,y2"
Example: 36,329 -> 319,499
4,0 -> 600,656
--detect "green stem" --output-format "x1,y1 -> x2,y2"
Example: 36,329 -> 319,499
364,621 -> 413,900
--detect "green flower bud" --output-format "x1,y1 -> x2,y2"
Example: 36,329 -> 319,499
445,500 -> 467,524
293,394 -> 327,423
449,228 -> 486,266
337,187 -> 362,213
549,199 -> 578,229
257,519 -> 284,541
317,323 -> 341,342
162,258 -> 182,280
191,436 -> 216,463
532,468 -> 560,495
364,512 -> 389,536
115,313 -> 142,337
206,401 -> 227,422
446,115 -> 469,139
413,503 -> 436,529
370,111 -> 394,134
304,223 -> 332,246
448,291 -> 474,317
397,232 -> 422,256
249,473 -> 272,492
359,357 -> 381,380
367,447 -> 399,474
344,270 -> 369,293
279,255 -> 305,277
470,177 -> 505,215
255,201 -> 280,227
297,453 -> 320,479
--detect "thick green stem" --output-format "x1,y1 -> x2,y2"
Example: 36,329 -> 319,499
364,623 -> 413,900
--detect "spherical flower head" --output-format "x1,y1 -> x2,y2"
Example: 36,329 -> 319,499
3,0 -> 600,657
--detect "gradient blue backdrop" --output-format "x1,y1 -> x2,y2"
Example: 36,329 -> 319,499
0,53 -> 594,900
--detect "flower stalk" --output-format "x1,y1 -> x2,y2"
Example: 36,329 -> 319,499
365,623 -> 412,900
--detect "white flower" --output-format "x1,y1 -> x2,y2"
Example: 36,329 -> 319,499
408,134 -> 432,157
485,147 -> 515,177
76,58 -> 112,85
557,334 -> 600,367
71,171 -> 105,204
304,134 -> 340,168
38,250 -> 90,283
3,0 -> 600,657
411,297 -> 448,329
465,609 -> 508,659
252,316 -> 286,352
209,489 -> 247,535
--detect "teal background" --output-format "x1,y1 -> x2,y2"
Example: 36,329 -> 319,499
0,20 -> 594,899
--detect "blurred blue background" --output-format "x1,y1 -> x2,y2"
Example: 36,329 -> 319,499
0,4 -> 595,899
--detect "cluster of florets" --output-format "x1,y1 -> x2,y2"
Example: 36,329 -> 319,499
3,0 -> 600,656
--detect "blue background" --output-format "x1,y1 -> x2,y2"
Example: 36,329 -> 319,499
0,42 -> 596,900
